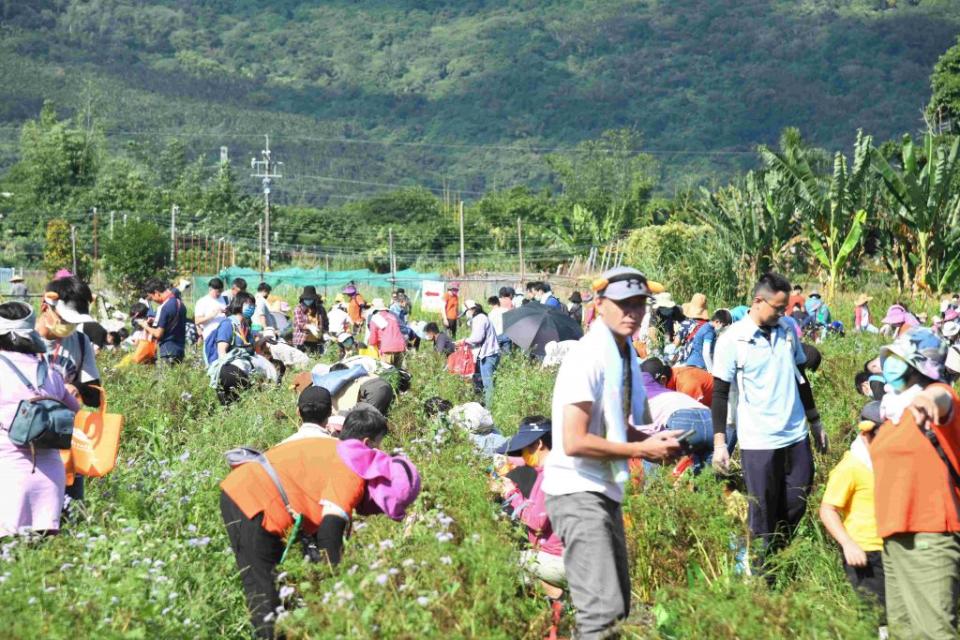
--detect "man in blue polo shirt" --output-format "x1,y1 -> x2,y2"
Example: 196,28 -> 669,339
710,272 -> 827,567
140,278 -> 187,364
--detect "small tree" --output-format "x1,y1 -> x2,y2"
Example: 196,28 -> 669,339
102,219 -> 170,297
43,218 -> 74,278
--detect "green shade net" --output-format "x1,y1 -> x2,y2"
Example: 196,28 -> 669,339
191,267 -> 441,297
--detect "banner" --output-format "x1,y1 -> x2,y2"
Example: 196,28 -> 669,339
421,280 -> 446,313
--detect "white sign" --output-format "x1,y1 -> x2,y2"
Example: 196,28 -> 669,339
421,280 -> 446,313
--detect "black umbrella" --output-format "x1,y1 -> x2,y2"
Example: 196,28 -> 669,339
502,301 -> 583,355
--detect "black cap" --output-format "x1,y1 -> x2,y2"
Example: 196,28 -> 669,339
298,385 -> 332,423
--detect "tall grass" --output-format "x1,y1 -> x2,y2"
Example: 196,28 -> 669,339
0,326 -> 890,639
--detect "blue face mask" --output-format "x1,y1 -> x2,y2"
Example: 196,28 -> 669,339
882,356 -> 910,392
242,305 -> 255,320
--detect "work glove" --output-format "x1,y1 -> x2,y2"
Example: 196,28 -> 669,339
807,410 -> 828,453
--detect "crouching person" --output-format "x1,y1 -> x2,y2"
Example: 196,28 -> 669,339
495,417 -> 567,634
219,404 -> 421,639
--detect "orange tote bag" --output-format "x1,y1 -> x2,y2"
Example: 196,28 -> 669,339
62,386 -> 124,484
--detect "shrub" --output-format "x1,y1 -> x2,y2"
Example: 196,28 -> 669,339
102,219 -> 171,298
623,222 -> 740,305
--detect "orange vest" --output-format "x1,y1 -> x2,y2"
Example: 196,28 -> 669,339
872,384 -> 960,538
348,295 -> 365,324
221,438 -> 366,536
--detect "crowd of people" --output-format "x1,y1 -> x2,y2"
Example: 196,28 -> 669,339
4,266 -> 960,640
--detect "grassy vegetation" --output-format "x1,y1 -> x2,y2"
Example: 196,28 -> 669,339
0,292 -> 912,638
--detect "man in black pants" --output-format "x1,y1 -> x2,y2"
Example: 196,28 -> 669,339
710,273 -> 828,571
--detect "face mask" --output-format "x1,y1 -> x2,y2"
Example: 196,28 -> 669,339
242,305 -> 255,320
46,317 -> 77,339
521,449 -> 541,468
882,355 -> 911,392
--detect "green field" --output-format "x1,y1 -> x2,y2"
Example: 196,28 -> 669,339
0,299 -> 902,639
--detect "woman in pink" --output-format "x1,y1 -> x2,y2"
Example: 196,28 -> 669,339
0,301 -> 79,536
366,298 -> 407,368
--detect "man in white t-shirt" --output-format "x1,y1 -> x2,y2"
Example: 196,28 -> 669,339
194,278 -> 228,341
543,267 -> 682,639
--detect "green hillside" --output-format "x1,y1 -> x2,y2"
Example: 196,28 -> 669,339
1,0 -> 958,202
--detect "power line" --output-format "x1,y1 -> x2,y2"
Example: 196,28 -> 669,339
0,124 -> 760,156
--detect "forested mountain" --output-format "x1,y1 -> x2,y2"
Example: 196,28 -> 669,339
1,0 -> 958,202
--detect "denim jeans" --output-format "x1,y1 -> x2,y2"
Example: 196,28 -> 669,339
643,408 -> 735,479
474,353 -> 500,407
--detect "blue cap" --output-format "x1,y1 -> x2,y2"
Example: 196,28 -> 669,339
495,419 -> 552,455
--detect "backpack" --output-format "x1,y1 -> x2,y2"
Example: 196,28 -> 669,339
676,320 -> 707,364
0,353 -> 75,451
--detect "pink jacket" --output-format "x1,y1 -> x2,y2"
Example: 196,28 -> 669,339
367,311 -> 406,354
504,466 -> 563,556
336,439 -> 420,521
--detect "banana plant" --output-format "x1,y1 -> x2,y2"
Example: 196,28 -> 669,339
760,129 -> 875,300
871,133 -> 960,294
695,169 -> 801,285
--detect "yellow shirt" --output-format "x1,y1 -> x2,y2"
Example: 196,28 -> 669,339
821,450 -> 882,552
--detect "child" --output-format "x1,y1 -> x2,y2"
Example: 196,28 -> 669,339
819,401 -> 886,638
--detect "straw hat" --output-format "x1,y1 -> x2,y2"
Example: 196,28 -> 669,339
854,294 -> 872,307
370,298 -> 387,312
682,293 -> 709,321
9,274 -> 23,283
654,292 -> 676,309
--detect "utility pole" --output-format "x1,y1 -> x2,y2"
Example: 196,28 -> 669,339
517,217 -> 524,286
458,200 -> 465,277
170,204 -> 178,266
389,228 -> 396,291
92,207 -> 98,264
257,221 -> 264,281
251,135 -> 282,273
70,225 -> 78,274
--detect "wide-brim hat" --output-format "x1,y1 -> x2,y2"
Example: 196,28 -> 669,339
942,320 -> 960,339
854,294 -> 872,306
809,291 -> 822,299
682,293 -> 709,320
342,285 -> 357,295
654,292 -> 676,309
448,281 -> 461,291
495,418 -> 552,455
43,293 -> 94,324
880,326 -> 948,382
947,345 -> 960,374
881,304 -> 907,325
300,285 -> 318,300
945,308 -> 960,323
9,274 -> 23,283
370,298 -> 387,312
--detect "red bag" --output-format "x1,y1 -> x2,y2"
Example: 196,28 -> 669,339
447,344 -> 476,377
